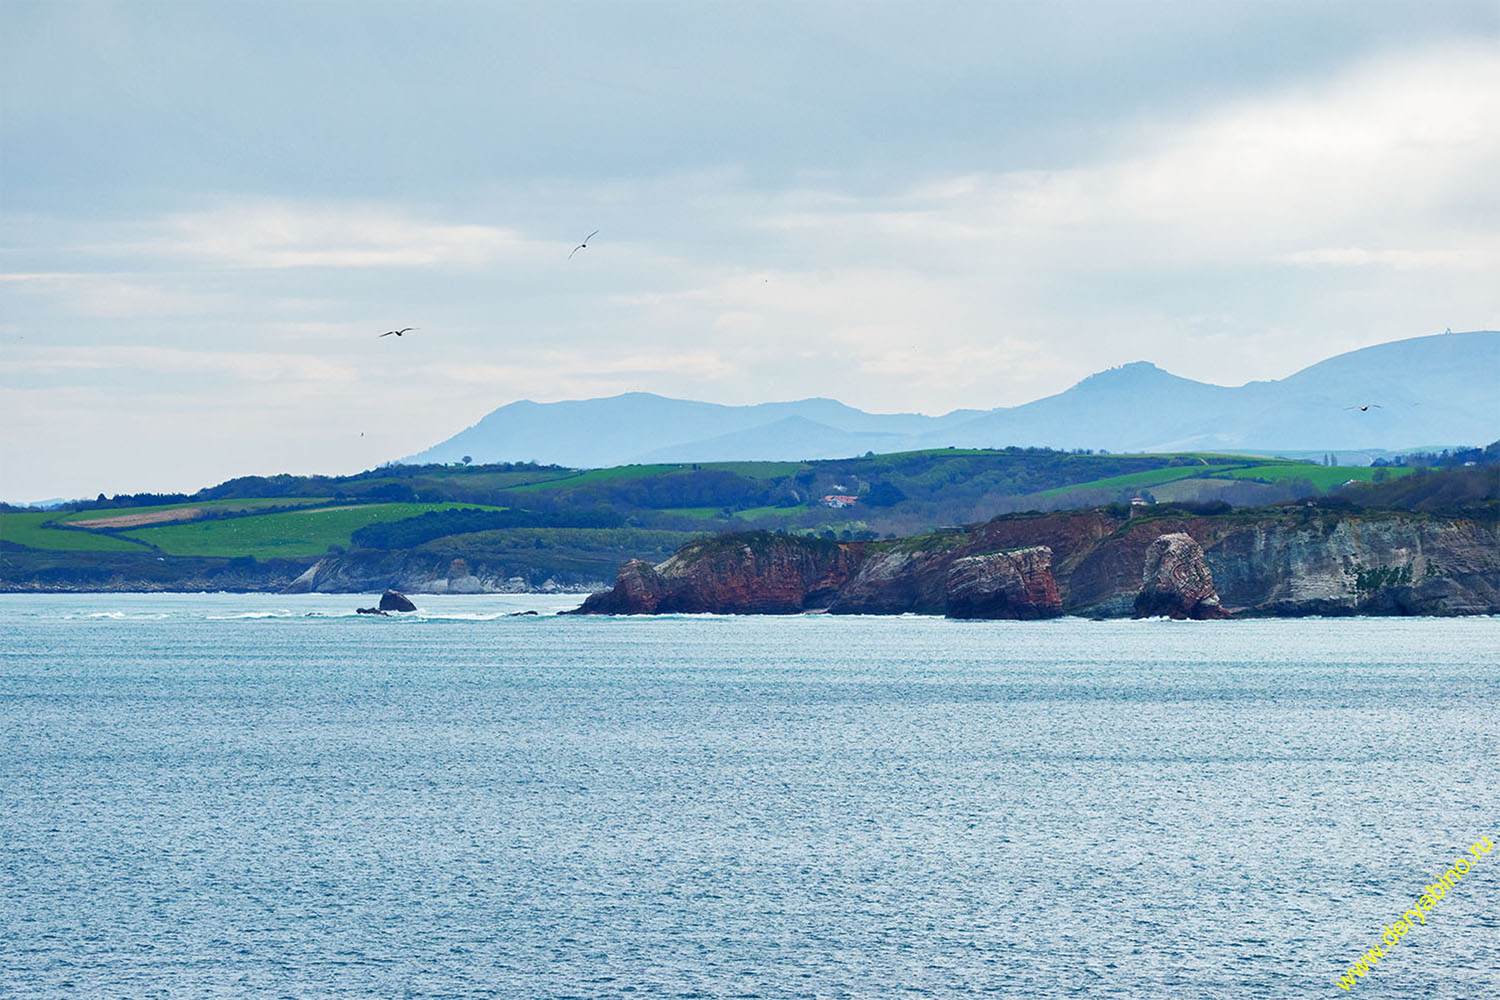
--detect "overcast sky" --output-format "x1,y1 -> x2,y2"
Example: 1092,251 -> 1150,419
3,1 -> 1497,501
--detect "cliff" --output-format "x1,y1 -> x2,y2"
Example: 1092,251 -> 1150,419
572,531 -> 863,614
573,508 -> 1500,618
1133,533 -> 1229,619
283,551 -> 599,595
944,547 -> 1063,619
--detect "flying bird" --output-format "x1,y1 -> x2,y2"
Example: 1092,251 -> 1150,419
379,327 -> 415,338
568,230 -> 599,259
1344,404 -> 1382,412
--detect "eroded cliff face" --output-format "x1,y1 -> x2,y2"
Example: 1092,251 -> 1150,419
1203,514 -> 1500,616
572,531 -> 864,614
573,509 -> 1500,618
825,537 -> 962,615
1133,533 -> 1229,619
945,546 -> 1062,620
284,552 -> 595,595
824,539 -> 1063,618
572,559 -> 666,614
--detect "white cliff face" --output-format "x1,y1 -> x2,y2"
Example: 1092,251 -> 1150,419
282,552 -> 599,594
1205,516 -> 1500,615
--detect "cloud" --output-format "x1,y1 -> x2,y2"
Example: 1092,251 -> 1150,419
1,345 -> 356,383
746,41 -> 1500,269
0,271 -> 230,318
1282,247 -> 1500,270
145,201 -> 535,269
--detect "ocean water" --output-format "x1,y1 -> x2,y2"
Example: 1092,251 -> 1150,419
1,594 -> 1496,999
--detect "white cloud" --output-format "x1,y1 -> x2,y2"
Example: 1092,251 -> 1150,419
146,201 -> 535,269
1282,247 -> 1500,270
1,345 -> 356,383
0,271 -> 231,318
746,41 -> 1500,268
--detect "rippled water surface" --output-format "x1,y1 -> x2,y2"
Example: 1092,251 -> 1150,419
2,594 -> 1497,998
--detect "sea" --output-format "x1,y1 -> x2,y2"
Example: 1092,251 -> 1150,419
1,593 -> 1496,999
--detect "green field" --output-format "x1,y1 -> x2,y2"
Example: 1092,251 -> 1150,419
1220,465 -> 1412,490
122,503 -> 498,558
0,511 -> 151,552
59,497 -> 333,525
506,464 -> 689,492
656,506 -> 725,520
698,461 -> 807,479
1039,464 -> 1239,498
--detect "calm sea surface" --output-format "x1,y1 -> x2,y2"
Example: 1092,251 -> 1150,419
1,594 -> 1496,999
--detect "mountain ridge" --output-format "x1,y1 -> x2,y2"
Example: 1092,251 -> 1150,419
404,330 -> 1499,467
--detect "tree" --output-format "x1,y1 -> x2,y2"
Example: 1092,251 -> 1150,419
864,481 -> 907,507
461,455 -> 472,465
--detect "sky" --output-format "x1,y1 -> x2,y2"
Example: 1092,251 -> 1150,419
2,1 -> 1498,502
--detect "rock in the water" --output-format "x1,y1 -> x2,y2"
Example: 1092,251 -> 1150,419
378,589 -> 417,612
945,546 -> 1062,619
1134,533 -> 1230,619
355,606 -> 389,616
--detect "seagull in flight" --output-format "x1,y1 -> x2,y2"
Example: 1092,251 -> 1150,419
1344,404 -> 1382,412
379,327 -> 416,338
569,230 -> 599,259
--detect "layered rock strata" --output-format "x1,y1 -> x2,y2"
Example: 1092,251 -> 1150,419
572,532 -> 863,614
1132,533 -> 1230,619
945,546 -> 1063,619
574,510 -> 1500,618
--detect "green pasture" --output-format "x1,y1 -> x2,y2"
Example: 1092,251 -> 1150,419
123,502 -> 497,558
0,512 -> 150,552
1220,465 -> 1411,490
656,507 -> 724,520
1039,465 -> 1239,498
506,464 -> 688,492
60,497 -> 332,524
698,461 -> 807,479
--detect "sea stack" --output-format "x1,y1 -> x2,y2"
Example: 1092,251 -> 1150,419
1133,532 -> 1230,619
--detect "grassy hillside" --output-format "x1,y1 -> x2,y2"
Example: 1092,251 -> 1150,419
0,447 -> 1463,592
0,511 -> 150,552
123,503 -> 500,559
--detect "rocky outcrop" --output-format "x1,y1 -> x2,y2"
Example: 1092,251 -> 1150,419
379,589 -> 417,612
945,546 -> 1062,619
826,537 -> 962,614
282,551 -> 601,595
572,559 -> 667,614
574,510 -> 1500,618
578,534 -> 1065,619
571,532 -> 864,614
1133,533 -> 1229,619
1205,514 -> 1500,616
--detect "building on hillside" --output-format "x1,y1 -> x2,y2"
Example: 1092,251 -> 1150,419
821,495 -> 859,508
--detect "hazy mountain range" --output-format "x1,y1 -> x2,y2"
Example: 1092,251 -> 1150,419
406,330 -> 1499,468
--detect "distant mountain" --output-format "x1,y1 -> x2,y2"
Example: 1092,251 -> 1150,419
404,330 -> 1499,467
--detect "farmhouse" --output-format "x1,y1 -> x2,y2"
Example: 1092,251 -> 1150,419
821,495 -> 859,509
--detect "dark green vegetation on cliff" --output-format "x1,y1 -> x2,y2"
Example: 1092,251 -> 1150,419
1,447 -> 1490,594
